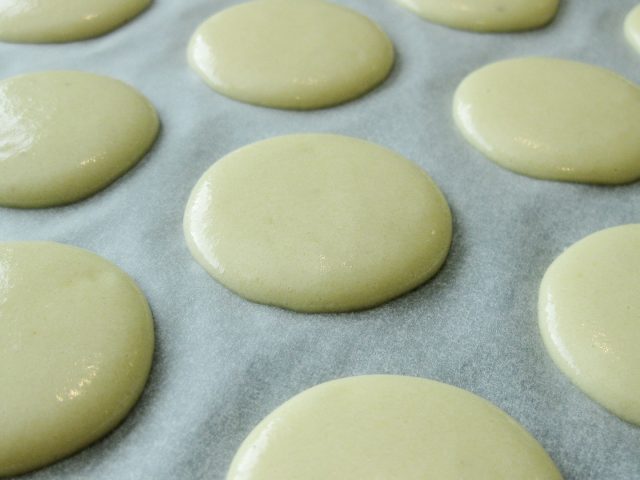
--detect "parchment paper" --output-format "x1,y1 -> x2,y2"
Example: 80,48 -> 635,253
1,1 -> 639,479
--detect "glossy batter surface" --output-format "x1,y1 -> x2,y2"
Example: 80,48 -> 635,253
394,0 -> 559,32
0,0 -> 151,43
0,71 -> 159,208
454,57 -> 640,184
227,375 -> 562,479
625,4 -> 640,55
187,0 -> 394,109
0,242 -> 154,476
184,134 -> 452,312
539,225 -> 640,425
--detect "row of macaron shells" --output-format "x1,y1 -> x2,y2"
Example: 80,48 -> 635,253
1,0 -> 639,478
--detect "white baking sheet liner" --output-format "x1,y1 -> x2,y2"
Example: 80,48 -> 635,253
1,1 -> 639,478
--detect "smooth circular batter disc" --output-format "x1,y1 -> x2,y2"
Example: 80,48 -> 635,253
0,0 -> 151,43
184,134 -> 452,312
394,0 -> 559,32
227,375 -> 562,479
453,57 -> 640,184
0,71 -> 159,208
625,4 -> 640,55
0,242 -> 154,476
187,0 -> 394,109
539,225 -> 640,425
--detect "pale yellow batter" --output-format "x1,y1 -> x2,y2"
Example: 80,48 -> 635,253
453,57 -> 640,184
0,242 -> 154,476
187,0 -> 394,109
0,0 -> 151,43
394,0 -> 559,32
625,4 -> 640,55
227,375 -> 563,479
0,71 -> 159,208
184,134 -> 452,312
539,225 -> 640,425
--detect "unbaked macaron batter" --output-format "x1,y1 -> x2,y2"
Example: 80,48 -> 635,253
0,242 -> 155,476
625,4 -> 640,55
227,375 -> 563,479
539,225 -> 640,425
188,0 -> 394,109
394,0 -> 559,32
0,0 -> 151,43
0,70 -> 159,208
184,134 -> 452,312
453,57 -> 640,184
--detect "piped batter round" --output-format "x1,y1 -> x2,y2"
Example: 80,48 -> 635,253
184,134 -> 452,312
0,71 -> 159,208
187,0 -> 394,109
394,0 -> 559,32
0,0 -> 151,43
453,57 -> 640,184
539,225 -> 640,425
227,375 -> 562,479
625,4 -> 640,55
0,242 -> 154,476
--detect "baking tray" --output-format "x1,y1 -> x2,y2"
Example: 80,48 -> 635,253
1,1 -> 639,478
